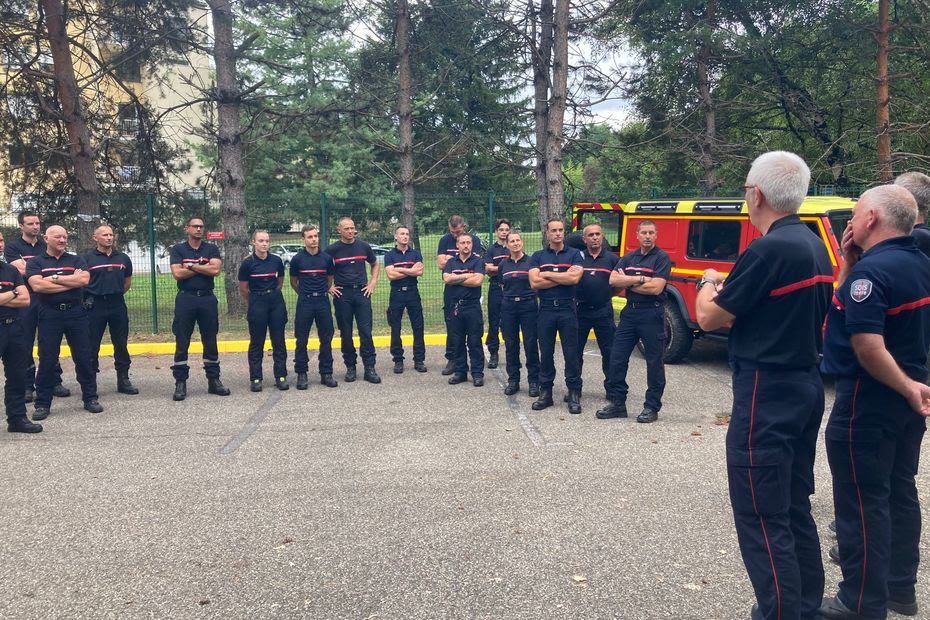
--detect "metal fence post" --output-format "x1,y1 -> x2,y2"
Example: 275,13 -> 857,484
147,192 -> 158,334
487,191 -> 494,244
320,193 -> 328,244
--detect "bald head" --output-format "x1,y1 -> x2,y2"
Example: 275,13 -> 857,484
45,225 -> 66,238
93,225 -> 114,251
44,225 -> 68,256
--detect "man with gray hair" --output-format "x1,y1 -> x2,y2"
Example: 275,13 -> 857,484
696,151 -> 833,620
894,171 -> 930,257
819,185 -> 930,620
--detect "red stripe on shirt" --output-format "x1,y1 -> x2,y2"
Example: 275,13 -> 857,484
451,269 -> 476,274
583,267 -> 613,273
769,275 -> 834,297
333,255 -> 368,263
89,264 -> 125,270
504,270 -> 529,276
41,267 -> 75,273
298,269 -> 327,274
249,272 -> 278,278
539,263 -> 574,269
886,296 -> 930,315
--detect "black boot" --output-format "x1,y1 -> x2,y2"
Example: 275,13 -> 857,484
116,370 -> 139,395
52,384 -> 70,398
528,382 -> 540,398
296,373 -> 309,390
414,361 -> 427,373
568,389 -> 581,415
441,360 -> 455,376
173,380 -> 186,401
487,353 -> 498,369
363,367 -> 381,384
596,402 -> 628,419
531,387 -> 553,411
83,399 -> 104,413
393,361 -> 404,374
7,416 -> 42,433
321,374 -> 338,388
208,377 -> 230,396
345,366 -> 357,382
504,382 -> 519,396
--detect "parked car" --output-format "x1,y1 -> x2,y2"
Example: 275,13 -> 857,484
369,244 -> 390,262
571,196 -> 856,362
269,243 -> 303,267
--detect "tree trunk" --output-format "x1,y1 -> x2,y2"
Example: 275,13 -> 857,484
544,0 -> 568,226
875,0 -> 892,182
532,0 -> 553,233
396,0 -> 416,246
41,0 -> 99,251
696,0 -> 717,195
208,0 -> 248,316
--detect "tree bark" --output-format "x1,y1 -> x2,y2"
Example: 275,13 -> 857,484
207,0 -> 248,316
876,0 -> 892,182
543,0 -> 568,227
696,0 -> 717,195
395,0 -> 416,246
41,0 -> 100,250
532,0 -> 553,232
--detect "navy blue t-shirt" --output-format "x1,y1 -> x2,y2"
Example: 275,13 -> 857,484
289,249 -> 333,295
384,247 -> 423,289
170,241 -> 221,292
577,249 -> 619,307
25,251 -> 88,305
5,236 -> 46,292
443,253 -> 485,303
485,242 -> 509,284
437,233 -> 483,260
0,263 -> 24,320
84,248 -> 133,296
616,246 -> 671,304
238,253 -> 285,293
528,245 -> 584,301
822,236 -> 930,381
715,215 -> 833,368
325,240 -> 375,287
499,254 -> 534,298
912,223 -> 930,258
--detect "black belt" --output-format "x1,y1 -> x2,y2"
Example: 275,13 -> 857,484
252,289 -> 278,296
0,316 -> 16,324
577,301 -> 610,312
44,302 -> 79,311
627,300 -> 661,309
504,295 -> 536,303
300,292 -> 328,298
454,299 -> 480,307
539,298 -> 575,308
180,289 -> 213,297
338,283 -> 366,290
89,293 -> 124,300
392,285 -> 418,292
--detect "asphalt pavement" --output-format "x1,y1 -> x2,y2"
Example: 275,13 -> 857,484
0,340 -> 927,619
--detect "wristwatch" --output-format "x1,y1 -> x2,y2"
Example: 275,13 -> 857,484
10,288 -> 19,298
697,276 -> 718,292
51,273 -> 59,281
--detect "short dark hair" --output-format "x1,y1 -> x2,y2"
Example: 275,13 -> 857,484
17,210 -> 38,225
637,219 -> 657,231
448,215 -> 465,228
546,217 -> 565,230
495,218 -> 511,230
395,225 -> 410,233
301,224 -> 318,237
187,216 -> 205,225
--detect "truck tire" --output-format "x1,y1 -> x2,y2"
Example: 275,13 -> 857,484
636,301 -> 693,364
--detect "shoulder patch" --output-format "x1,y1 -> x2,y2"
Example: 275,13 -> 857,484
850,279 -> 873,303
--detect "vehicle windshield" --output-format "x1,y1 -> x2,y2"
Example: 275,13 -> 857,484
283,245 -> 302,253
827,210 -> 852,239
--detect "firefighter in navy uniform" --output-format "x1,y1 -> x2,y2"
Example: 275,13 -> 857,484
83,225 -> 137,395
436,215 -> 484,375
528,218 -> 584,413
327,217 -> 381,384
818,185 -> 930,620
290,225 -> 338,390
384,225 -> 427,374
4,210 -> 68,401
696,151 -> 833,620
0,232 -> 41,433
575,224 -> 619,401
238,229 -> 288,392
169,217 -> 230,401
498,231 -> 540,397
443,234 -> 486,386
894,171 -> 930,257
597,220 -> 670,423
27,225 -> 103,420
483,219 -> 511,369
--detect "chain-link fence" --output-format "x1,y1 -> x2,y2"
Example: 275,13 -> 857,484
11,184 -> 861,337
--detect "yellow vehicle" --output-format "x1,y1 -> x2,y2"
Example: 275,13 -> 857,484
570,196 -> 857,362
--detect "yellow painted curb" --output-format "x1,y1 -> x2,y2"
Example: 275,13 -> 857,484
48,333 -> 449,358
